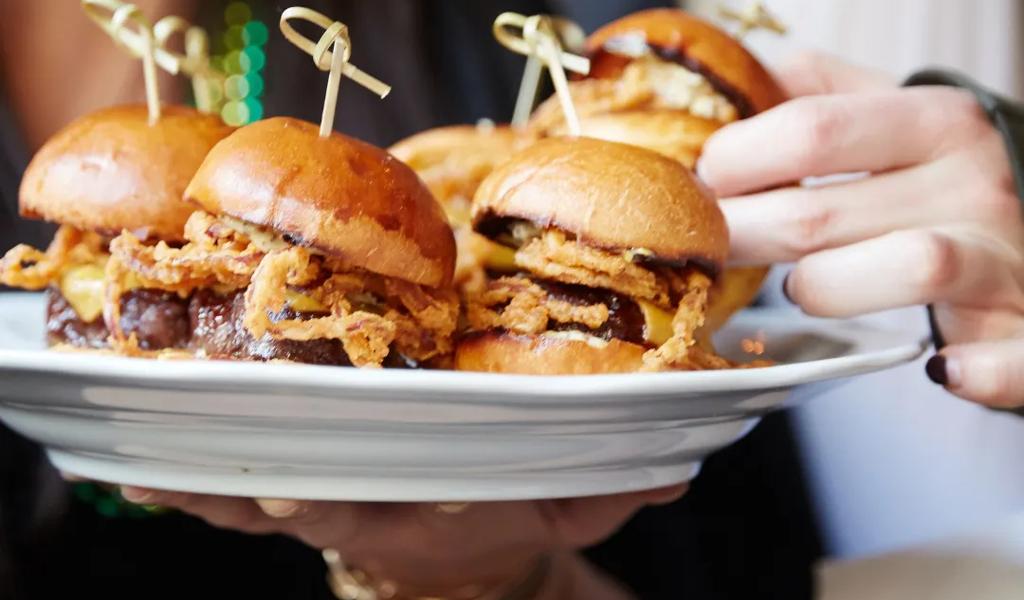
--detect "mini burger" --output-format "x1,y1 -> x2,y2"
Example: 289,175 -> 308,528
0,105 -> 232,351
457,136 -> 739,374
528,9 -> 787,334
389,123 -> 535,291
105,117 -> 459,368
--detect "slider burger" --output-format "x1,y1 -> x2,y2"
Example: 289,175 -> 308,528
389,123 -> 535,291
105,117 -> 459,368
0,106 -> 232,351
456,136 -> 737,374
529,9 -> 787,335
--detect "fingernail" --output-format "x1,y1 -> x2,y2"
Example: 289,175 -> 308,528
120,486 -> 156,504
782,273 -> 796,304
925,355 -> 947,385
926,354 -> 963,387
257,498 -> 306,519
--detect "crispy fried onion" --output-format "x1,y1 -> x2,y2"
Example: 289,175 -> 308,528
0,226 -> 108,289
108,211 -> 266,293
106,211 -> 458,366
465,275 -> 608,335
514,230 -> 672,306
641,270 -> 768,371
243,248 -> 458,368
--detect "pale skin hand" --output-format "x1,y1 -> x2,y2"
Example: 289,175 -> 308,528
119,484 -> 685,598
699,52 -> 1024,409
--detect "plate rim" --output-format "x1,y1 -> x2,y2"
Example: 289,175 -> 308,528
0,307 -> 929,399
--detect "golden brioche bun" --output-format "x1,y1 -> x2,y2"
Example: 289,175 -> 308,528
455,331 -> 645,374
545,110 -> 722,169
585,9 -> 786,115
388,124 -> 535,222
19,105 -> 232,242
536,111 -> 767,336
389,124 -> 536,287
473,136 -> 727,272
389,125 -> 535,194
580,10 -> 787,333
185,117 -> 456,288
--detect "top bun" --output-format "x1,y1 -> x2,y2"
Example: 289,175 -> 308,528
585,9 -> 786,115
19,105 -> 232,242
388,124 -> 535,210
185,117 -> 455,288
472,136 -> 728,273
545,110 -> 722,169
389,124 -> 534,179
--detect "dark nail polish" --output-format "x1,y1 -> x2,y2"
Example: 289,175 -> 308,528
925,355 -> 948,385
782,273 -> 795,304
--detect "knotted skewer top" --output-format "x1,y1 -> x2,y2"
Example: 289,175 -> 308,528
279,6 -> 391,137
82,0 -> 163,124
493,12 -> 590,135
152,15 -> 218,113
718,0 -> 787,38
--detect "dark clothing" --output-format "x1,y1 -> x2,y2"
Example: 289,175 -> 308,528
253,0 -> 669,147
1,416 -> 820,600
0,2 -> 824,598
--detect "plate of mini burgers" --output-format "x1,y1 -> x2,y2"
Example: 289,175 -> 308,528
0,9 -> 926,501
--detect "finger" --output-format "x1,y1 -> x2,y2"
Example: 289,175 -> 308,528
722,166 -> 939,264
926,340 -> 1024,408
722,135 -> 1019,266
544,488 -> 685,548
773,50 -> 895,97
785,228 -> 1023,317
256,498 -> 361,549
698,87 -> 981,197
121,487 -> 277,534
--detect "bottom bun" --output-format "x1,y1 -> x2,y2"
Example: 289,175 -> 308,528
455,331 -> 646,374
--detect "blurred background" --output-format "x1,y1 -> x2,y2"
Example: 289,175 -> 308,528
1,1 -> 1023,599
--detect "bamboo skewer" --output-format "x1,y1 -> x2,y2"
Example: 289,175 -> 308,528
493,12 -> 590,135
82,0 -> 162,124
279,6 -> 391,138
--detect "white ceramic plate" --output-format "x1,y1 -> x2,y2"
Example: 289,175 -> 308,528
0,292 -> 926,501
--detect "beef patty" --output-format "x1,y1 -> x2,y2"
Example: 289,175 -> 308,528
46,287 -> 190,350
188,289 -> 353,366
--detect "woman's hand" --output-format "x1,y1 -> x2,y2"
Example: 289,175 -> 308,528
119,484 -> 684,598
698,52 -> 1024,409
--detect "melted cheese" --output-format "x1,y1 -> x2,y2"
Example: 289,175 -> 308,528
58,263 -> 107,322
58,259 -> 147,322
482,243 -> 518,272
639,300 -> 674,346
285,289 -> 326,313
